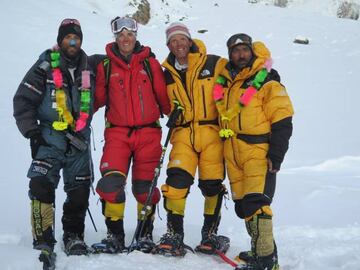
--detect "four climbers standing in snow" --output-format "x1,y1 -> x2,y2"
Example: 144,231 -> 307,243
13,16 -> 293,270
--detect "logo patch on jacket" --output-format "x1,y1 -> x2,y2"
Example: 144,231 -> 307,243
31,160 -> 53,175
170,159 -> 181,166
200,69 -> 210,77
101,162 -> 109,169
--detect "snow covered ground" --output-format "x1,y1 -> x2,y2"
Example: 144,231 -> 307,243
0,0 -> 360,269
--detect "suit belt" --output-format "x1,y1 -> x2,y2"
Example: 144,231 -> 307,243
236,133 -> 270,144
176,119 -> 219,128
106,121 -> 160,137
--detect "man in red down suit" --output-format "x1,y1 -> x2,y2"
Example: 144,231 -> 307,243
93,16 -> 170,253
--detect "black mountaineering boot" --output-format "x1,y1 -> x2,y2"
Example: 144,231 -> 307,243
92,219 -> 126,254
96,231 -> 126,254
195,188 -> 229,255
152,213 -> 193,257
195,215 -> 229,254
135,214 -> 156,253
63,232 -> 89,255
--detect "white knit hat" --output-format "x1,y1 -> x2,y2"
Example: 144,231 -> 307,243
165,22 -> 191,44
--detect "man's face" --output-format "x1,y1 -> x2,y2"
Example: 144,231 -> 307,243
230,44 -> 253,69
60,33 -> 81,58
116,29 -> 137,56
167,34 -> 192,63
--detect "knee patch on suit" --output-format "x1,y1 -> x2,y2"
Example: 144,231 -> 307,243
166,167 -> 194,189
132,180 -> 160,205
198,179 -> 224,197
29,176 -> 55,204
96,172 -> 126,203
235,194 -> 273,219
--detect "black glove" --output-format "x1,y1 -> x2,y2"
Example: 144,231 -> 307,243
166,107 -> 183,128
29,130 -> 49,159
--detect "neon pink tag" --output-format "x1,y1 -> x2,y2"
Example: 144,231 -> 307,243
213,84 -> 224,101
82,70 -> 91,88
75,112 -> 89,131
53,68 -> 63,88
239,86 -> 257,106
264,58 -> 273,72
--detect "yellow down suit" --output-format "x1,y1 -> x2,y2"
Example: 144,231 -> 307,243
215,41 -> 294,220
161,39 -> 227,234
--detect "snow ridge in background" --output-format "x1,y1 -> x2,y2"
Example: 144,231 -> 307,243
0,0 -> 360,269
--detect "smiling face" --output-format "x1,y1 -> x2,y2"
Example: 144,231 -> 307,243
167,34 -> 192,65
115,29 -> 137,57
60,33 -> 81,58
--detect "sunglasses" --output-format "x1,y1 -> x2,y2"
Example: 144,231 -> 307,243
111,17 -> 138,34
60,18 -> 81,26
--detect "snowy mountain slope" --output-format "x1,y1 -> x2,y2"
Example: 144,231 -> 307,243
1,0 -> 360,269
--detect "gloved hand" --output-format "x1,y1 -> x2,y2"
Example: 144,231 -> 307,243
29,130 -> 49,159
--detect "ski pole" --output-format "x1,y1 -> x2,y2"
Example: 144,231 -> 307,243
87,207 -> 98,232
87,131 -> 98,232
127,101 -> 184,253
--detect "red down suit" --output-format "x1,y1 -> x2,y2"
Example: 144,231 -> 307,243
95,42 -> 170,206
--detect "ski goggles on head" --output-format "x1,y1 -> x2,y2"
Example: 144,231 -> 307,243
60,18 -> 81,26
227,33 -> 253,50
111,17 -> 138,34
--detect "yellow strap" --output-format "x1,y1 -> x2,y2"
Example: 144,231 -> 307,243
55,89 -> 73,127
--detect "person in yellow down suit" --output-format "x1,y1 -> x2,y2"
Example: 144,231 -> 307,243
212,33 -> 294,270
152,22 -> 229,257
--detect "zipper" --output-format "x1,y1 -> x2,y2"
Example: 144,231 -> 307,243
128,64 -> 135,126
238,113 -> 242,131
201,85 -> 207,118
119,79 -> 128,122
189,55 -> 206,151
138,85 -> 145,120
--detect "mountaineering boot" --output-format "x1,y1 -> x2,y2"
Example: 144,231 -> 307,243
92,218 -> 126,253
236,242 -> 278,264
236,210 -> 279,270
131,204 -> 156,253
235,251 -> 279,270
39,245 -> 57,270
235,250 -> 256,264
134,218 -> 155,253
92,231 -> 126,254
63,232 -> 89,255
32,227 -> 57,251
33,229 -> 57,270
152,231 -> 187,257
195,189 -> 229,255
30,199 -> 57,269
195,215 -> 229,254
152,213 -> 193,256
195,234 -> 230,255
